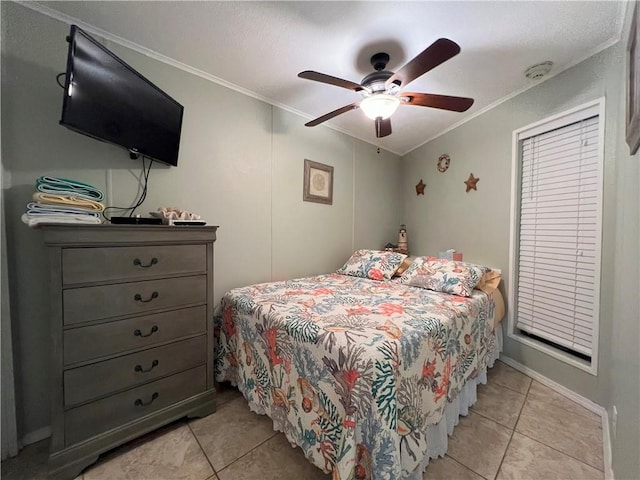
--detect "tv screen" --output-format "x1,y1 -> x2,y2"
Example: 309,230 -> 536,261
60,25 -> 183,167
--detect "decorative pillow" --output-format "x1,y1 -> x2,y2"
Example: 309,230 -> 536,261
476,270 -> 502,294
399,256 -> 490,297
393,256 -> 414,277
336,249 -> 407,281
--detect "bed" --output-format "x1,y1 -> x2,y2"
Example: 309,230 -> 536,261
214,251 -> 503,480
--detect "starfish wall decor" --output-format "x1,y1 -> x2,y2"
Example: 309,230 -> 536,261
464,173 -> 479,192
416,179 -> 426,195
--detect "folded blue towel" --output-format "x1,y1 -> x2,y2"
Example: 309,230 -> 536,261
36,176 -> 104,201
21,213 -> 102,227
26,202 -> 101,218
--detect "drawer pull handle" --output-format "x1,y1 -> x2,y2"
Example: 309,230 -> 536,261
134,359 -> 159,373
134,291 -> 159,303
134,392 -> 159,407
133,257 -> 158,268
134,325 -> 158,338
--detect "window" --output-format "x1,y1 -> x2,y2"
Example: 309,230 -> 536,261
509,99 -> 604,374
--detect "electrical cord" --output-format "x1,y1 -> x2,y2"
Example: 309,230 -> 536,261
128,156 -> 152,216
102,157 -> 154,221
56,73 -> 66,89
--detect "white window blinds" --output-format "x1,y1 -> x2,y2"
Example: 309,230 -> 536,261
516,110 -> 602,358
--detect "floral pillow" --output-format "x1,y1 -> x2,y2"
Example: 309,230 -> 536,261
336,249 -> 408,281
399,256 -> 490,297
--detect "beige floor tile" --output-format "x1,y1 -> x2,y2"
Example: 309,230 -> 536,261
83,422 -> 213,480
497,432 -> 603,480
422,454 -> 485,480
471,381 -> 526,429
217,433 -> 329,480
446,411 -> 512,479
516,397 -> 603,471
189,396 -> 276,471
488,360 -> 532,394
527,381 -> 601,422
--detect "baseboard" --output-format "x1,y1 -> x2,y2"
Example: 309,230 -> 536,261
21,426 -> 51,447
499,355 -> 613,478
601,409 -> 615,480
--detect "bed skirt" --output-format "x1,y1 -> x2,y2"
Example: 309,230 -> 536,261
407,325 -> 502,479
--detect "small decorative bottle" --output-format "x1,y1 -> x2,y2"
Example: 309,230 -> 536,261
398,224 -> 408,254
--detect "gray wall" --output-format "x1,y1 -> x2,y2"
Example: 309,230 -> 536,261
607,4 -> 640,479
402,10 -> 639,479
1,3 -> 402,440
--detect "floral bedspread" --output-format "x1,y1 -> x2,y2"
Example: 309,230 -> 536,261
214,273 -> 496,480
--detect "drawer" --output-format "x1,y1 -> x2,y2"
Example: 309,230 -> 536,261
64,306 -> 206,365
65,365 -> 206,446
64,336 -> 206,407
62,245 -> 206,285
64,275 -> 206,325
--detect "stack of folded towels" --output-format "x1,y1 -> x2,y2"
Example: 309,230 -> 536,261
21,176 -> 106,227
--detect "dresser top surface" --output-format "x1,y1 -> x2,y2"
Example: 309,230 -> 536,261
41,224 -> 218,246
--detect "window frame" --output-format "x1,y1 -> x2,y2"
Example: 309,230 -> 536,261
508,98 -> 605,375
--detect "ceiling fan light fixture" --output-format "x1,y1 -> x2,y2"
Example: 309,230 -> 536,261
360,94 -> 400,120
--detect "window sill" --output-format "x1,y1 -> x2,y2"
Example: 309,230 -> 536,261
507,330 -> 597,376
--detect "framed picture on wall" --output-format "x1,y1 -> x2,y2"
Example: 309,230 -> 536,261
303,159 -> 333,205
626,0 -> 640,155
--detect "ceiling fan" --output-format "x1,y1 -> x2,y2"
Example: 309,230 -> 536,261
298,38 -> 474,138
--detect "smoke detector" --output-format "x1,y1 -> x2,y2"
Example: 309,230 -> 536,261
525,61 -> 553,80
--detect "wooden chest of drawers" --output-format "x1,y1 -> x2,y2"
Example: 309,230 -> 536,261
42,225 -> 218,480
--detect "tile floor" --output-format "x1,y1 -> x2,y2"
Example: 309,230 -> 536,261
1,360 -> 605,480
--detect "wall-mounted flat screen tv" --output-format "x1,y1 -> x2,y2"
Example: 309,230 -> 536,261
60,25 -> 183,167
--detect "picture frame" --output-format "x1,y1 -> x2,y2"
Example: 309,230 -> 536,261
303,159 -> 333,205
626,1 -> 640,155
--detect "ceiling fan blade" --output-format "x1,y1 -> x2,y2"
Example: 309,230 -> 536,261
305,102 -> 360,127
386,38 -> 461,89
375,117 -> 392,138
402,92 -> 474,112
298,70 -> 364,92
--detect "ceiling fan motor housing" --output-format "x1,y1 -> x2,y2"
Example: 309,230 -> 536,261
362,70 -> 394,93
362,52 -> 395,93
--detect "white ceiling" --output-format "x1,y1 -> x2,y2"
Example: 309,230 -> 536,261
31,1 -> 624,155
